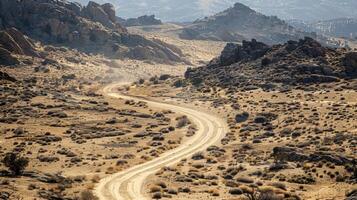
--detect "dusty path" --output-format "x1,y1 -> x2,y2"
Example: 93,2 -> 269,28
95,83 -> 228,200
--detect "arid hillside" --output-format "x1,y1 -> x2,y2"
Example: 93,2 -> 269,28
0,0 -> 188,64
179,3 -> 318,45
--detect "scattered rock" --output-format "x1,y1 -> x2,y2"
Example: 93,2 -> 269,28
122,15 -> 162,27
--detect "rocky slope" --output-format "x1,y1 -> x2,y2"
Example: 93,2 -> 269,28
179,3 -> 317,45
185,37 -> 357,91
0,0 -> 186,64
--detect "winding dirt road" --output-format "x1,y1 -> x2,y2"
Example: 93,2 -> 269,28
95,84 -> 228,200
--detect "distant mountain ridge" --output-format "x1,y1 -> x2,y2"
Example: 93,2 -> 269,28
72,0 -> 357,22
179,3 -> 318,45
289,18 -> 357,39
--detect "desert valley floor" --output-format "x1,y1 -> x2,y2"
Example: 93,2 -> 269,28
1,11 -> 357,200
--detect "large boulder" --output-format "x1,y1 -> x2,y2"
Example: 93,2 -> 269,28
5,28 -> 39,57
0,47 -> 19,65
123,15 -> 162,27
0,31 -> 23,54
82,1 -> 117,29
101,3 -> 116,23
0,28 -> 39,65
218,39 -> 269,66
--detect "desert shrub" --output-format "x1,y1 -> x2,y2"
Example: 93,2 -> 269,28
178,187 -> 190,193
156,181 -> 167,188
259,192 -> 282,200
288,175 -> 315,184
191,77 -> 203,86
167,188 -> 178,195
150,186 -> 161,193
149,76 -> 159,84
269,163 -> 288,171
176,116 -> 189,128
191,152 -> 204,160
152,192 -> 162,199
261,57 -> 271,66
159,74 -> 170,80
80,190 -> 98,200
138,78 -> 145,84
239,185 -> 285,200
2,153 -> 29,176
28,183 -> 37,190
235,111 -> 250,123
91,175 -> 100,183
229,188 -> 243,195
173,79 -> 184,88
211,189 -> 220,196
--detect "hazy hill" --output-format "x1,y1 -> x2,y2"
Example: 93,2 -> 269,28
289,18 -> 357,39
73,0 -> 357,22
179,3 -> 317,45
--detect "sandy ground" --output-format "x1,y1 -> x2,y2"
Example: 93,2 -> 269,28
128,79 -> 357,200
95,83 -> 228,200
0,46 -> 191,199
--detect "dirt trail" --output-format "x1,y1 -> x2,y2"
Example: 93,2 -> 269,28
95,83 -> 228,200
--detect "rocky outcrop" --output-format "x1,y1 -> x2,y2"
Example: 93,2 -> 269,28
0,47 -> 18,65
185,38 -> 357,90
215,39 -> 269,66
0,27 -> 39,65
82,1 -> 124,31
0,28 -> 39,57
0,30 -> 23,55
180,2 -> 318,45
0,0 -> 186,64
122,15 -> 163,27
273,146 -> 354,166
